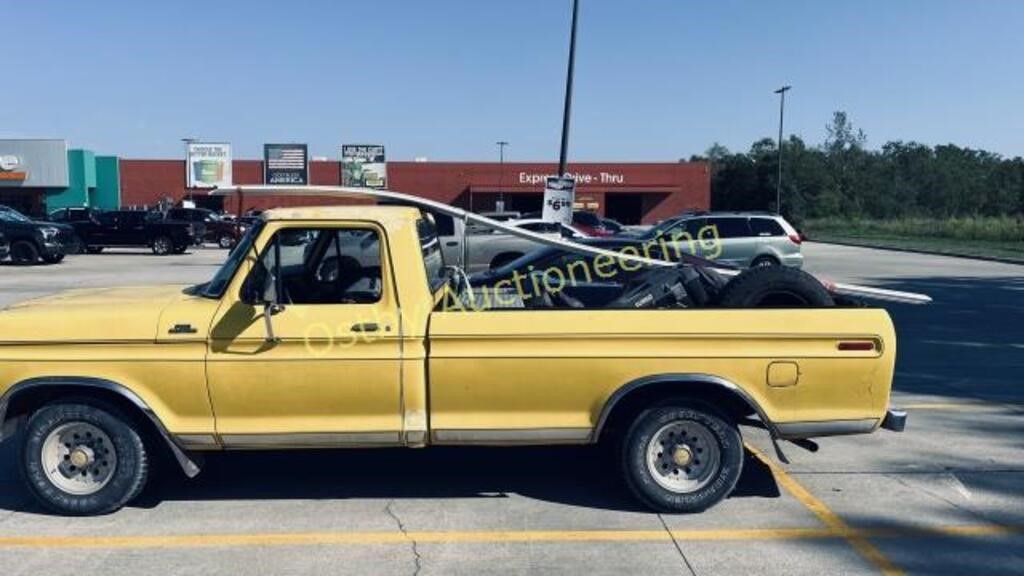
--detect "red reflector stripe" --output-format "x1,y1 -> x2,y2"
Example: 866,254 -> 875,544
838,341 -> 876,351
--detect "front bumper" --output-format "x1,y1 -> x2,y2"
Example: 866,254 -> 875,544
881,409 -> 908,432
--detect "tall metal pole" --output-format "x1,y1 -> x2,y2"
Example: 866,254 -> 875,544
558,0 -> 579,176
497,141 -> 509,210
181,138 -> 195,207
773,85 -> 790,214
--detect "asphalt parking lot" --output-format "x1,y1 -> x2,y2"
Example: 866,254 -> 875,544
1,243 -> 1022,575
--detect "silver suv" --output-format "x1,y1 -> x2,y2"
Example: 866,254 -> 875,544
646,212 -> 804,268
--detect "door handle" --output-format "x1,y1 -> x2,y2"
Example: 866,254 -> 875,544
350,322 -> 379,333
168,323 -> 197,334
445,241 -> 459,247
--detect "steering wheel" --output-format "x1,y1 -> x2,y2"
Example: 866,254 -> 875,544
444,265 -> 475,308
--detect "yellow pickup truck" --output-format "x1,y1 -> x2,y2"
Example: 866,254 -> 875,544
0,203 -> 906,515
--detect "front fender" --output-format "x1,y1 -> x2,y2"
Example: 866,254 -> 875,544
0,376 -> 201,478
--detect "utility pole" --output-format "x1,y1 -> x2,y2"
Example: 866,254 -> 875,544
181,137 -> 195,207
773,85 -> 791,214
558,0 -> 579,176
496,140 -> 509,212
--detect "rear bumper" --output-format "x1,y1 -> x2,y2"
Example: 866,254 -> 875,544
773,409 -> 907,439
881,408 -> 908,432
780,251 -> 805,268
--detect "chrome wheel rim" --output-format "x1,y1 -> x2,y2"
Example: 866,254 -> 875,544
219,235 -> 233,248
155,238 -> 170,253
41,422 -> 117,495
645,419 -> 720,493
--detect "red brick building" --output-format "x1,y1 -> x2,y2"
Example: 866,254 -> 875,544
119,160 -> 709,224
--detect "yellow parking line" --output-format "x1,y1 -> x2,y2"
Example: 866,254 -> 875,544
0,524 -> 1019,550
745,443 -> 904,576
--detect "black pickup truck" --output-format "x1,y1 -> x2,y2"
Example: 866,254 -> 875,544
0,205 -> 78,264
49,207 -> 196,255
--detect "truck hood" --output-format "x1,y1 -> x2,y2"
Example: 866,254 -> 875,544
0,285 -> 199,343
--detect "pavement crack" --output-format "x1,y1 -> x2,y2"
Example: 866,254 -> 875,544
656,513 -> 698,575
385,500 -> 422,576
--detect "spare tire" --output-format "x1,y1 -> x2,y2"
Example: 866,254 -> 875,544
717,266 -> 833,308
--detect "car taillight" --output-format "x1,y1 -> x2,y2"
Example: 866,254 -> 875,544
788,233 -> 802,245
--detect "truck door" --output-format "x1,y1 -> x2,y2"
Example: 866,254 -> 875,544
205,222 -> 403,447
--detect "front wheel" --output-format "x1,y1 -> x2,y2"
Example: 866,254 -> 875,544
21,402 -> 149,515
10,240 -> 40,265
621,403 -> 743,513
151,235 -> 173,255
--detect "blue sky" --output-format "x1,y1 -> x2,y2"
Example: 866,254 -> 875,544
3,0 -> 1022,161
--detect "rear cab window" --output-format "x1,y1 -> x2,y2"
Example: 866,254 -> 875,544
417,217 -> 447,294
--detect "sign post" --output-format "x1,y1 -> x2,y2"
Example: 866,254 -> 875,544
542,176 -> 576,224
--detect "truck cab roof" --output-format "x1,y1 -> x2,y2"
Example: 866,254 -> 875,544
262,205 -> 424,224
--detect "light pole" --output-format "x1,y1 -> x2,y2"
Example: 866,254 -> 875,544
773,85 -> 790,214
496,141 -> 509,212
558,0 -> 579,176
181,137 -> 195,207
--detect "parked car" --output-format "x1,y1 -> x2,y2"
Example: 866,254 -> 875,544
435,213 -> 584,272
0,201 -> 905,516
0,205 -> 77,264
50,207 -> 196,255
159,207 -> 242,249
523,210 -> 618,237
507,218 -> 589,238
635,212 -> 804,268
478,210 -> 522,222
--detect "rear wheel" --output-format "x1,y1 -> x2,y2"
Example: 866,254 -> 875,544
218,234 -> 236,249
10,240 -> 40,265
751,255 -> 779,268
621,403 -> 743,513
151,235 -> 173,255
20,402 -> 149,515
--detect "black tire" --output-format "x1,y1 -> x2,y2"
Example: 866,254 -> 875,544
717,265 -> 834,308
218,234 -> 236,249
172,245 -> 188,254
10,240 -> 40,265
750,255 -> 779,268
20,402 -> 149,515
151,235 -> 173,255
489,252 -> 523,270
42,252 -> 65,264
85,246 -> 104,254
622,402 -> 743,513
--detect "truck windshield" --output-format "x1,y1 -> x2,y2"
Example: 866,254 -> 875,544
0,208 -> 32,223
191,220 -> 265,299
